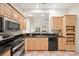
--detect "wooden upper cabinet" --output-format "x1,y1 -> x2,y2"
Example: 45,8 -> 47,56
11,8 -> 16,19
64,15 -> 76,26
11,8 -> 19,20
0,3 -> 26,30
14,11 -> 20,20
19,16 -> 23,30
53,17 -> 63,30
2,4 -> 11,18
20,16 -> 26,30
24,19 -> 26,29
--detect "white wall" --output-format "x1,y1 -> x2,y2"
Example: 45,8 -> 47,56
49,9 -> 67,32
26,18 -> 31,33
26,14 -> 49,33
67,7 -> 79,52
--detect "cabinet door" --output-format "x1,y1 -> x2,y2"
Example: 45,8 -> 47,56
11,9 -> 17,20
27,38 -> 35,50
35,39 -> 42,50
62,17 -> 66,37
53,17 -> 63,30
0,4 -> 4,15
20,18 -> 24,30
35,38 -> 48,51
65,15 -> 76,26
41,38 -> 48,50
2,4 -> 11,17
66,45 -> 75,50
58,37 -> 66,50
20,16 -> 26,30
23,19 -> 26,29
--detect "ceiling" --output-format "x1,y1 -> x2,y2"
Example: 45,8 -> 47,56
12,3 -> 79,17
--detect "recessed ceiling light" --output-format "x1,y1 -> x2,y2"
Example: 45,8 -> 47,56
31,10 -> 43,13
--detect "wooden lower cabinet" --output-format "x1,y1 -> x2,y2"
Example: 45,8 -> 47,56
35,38 -> 48,50
58,37 -> 66,50
35,39 -> 41,50
27,38 -> 35,51
66,45 -> 75,50
26,38 -> 48,51
0,48 -> 11,56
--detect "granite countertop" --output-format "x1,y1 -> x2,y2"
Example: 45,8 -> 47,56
26,33 -> 60,38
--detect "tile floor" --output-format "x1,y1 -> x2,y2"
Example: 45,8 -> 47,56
25,51 -> 79,56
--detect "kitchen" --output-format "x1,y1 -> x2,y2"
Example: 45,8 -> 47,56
0,3 -> 79,56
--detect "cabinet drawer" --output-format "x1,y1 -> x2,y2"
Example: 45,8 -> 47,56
66,45 -> 75,50
66,42 -> 75,45
66,35 -> 74,38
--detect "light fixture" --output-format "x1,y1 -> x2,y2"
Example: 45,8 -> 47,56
31,10 -> 43,13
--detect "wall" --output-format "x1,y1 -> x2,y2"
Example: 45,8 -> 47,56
67,7 -> 79,52
26,17 -> 31,33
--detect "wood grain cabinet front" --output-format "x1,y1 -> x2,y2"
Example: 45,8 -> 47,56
26,38 -> 48,51
35,39 -> 41,50
58,37 -> 66,50
27,38 -> 35,51
64,15 -> 76,26
66,45 -> 75,50
53,17 -> 63,30
40,38 -> 48,50
0,3 -> 26,30
34,38 -> 48,51
1,4 -> 11,18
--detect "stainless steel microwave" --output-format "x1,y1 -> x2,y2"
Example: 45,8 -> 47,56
0,17 -> 20,32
